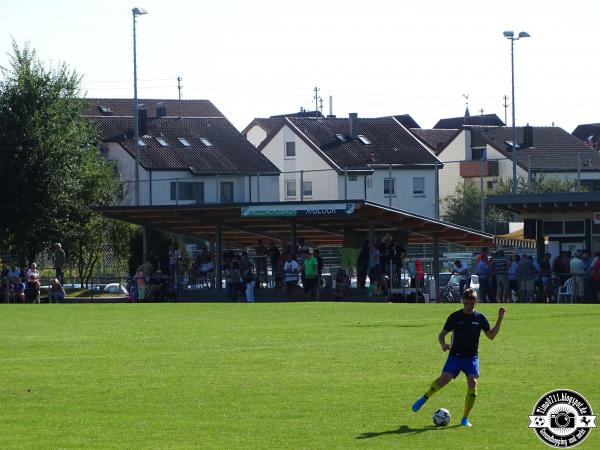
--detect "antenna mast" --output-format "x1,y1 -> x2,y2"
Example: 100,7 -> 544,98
503,95 -> 509,125
177,76 -> 183,118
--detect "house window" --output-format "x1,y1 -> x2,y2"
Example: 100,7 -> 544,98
472,147 -> 486,160
220,182 -> 234,203
156,137 -> 169,147
302,181 -> 313,196
200,138 -> 213,147
170,181 -> 204,202
349,174 -> 358,182
336,134 -> 350,143
138,139 -> 146,146
285,141 -> 296,158
384,178 -> 395,196
285,180 -> 297,198
413,177 -> 425,196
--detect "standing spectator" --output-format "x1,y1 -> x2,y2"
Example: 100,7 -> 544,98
508,255 -> 520,301
26,263 -> 41,303
368,242 -> 381,294
168,246 -> 181,281
268,241 -> 281,288
590,252 -> 600,303
300,250 -> 319,301
49,278 -> 66,303
225,257 -> 241,302
452,260 -> 470,294
390,240 -> 406,289
283,254 -> 299,301
254,239 -> 268,289
333,267 -> 349,301
242,266 -> 255,303
569,250 -> 585,302
518,255 -> 536,303
476,252 -> 491,303
53,243 -> 66,284
313,249 -> 325,284
539,253 -> 553,301
494,250 -> 509,302
356,241 -> 369,289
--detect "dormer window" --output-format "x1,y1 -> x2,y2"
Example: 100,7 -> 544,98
472,147 -> 486,160
358,135 -> 371,145
156,137 -> 169,147
178,137 -> 191,147
200,138 -> 213,147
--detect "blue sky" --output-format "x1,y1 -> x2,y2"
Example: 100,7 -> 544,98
1,0 -> 599,132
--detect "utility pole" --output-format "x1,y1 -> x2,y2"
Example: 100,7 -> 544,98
319,97 -> 323,115
314,86 -> 320,113
177,76 -> 183,119
503,95 -> 509,125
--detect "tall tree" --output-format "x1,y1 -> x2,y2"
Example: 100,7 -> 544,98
0,40 -> 130,272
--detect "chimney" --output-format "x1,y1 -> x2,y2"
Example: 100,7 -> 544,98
137,106 -> 148,136
523,124 -> 533,148
156,101 -> 167,118
349,113 -> 358,139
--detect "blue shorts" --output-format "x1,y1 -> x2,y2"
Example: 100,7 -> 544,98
442,355 -> 480,378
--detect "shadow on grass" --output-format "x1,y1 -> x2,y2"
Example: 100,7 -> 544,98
357,424 -> 461,439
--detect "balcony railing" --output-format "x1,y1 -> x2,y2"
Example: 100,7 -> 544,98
459,160 -> 499,177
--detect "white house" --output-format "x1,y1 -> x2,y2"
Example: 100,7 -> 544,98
84,99 -> 280,206
243,113 -> 443,218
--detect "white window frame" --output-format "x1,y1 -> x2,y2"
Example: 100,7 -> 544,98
285,180 -> 297,198
285,141 -> 296,159
413,177 -> 425,196
384,178 -> 395,196
302,180 -> 313,197
220,181 -> 234,203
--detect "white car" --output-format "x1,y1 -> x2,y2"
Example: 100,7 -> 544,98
103,283 -> 128,295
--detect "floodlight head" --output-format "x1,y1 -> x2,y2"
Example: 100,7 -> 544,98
518,31 -> 530,38
503,31 -> 514,38
132,7 -> 148,16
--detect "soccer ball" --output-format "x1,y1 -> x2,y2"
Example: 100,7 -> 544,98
432,408 -> 451,426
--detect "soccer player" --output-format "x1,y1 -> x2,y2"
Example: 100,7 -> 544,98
411,288 -> 505,427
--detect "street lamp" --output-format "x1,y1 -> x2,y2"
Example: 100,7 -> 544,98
133,7 -> 147,205
503,30 -> 530,194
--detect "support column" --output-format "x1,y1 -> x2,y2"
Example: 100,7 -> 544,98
215,222 -> 223,290
290,221 -> 297,251
536,219 -> 545,263
432,236 -> 440,303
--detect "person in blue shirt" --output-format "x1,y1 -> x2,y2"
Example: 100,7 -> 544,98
411,288 -> 505,427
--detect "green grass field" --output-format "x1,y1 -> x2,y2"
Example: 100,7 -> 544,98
1,302 -> 599,449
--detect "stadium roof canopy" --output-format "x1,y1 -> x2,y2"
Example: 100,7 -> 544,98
97,200 -> 493,248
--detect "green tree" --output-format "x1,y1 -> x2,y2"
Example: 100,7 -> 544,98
0,40 -> 132,280
442,180 -> 510,234
494,173 -> 581,194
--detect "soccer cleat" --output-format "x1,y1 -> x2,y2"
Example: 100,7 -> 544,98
411,395 -> 427,412
461,417 -> 472,427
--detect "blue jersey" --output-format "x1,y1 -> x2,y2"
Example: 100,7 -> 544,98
444,310 -> 490,358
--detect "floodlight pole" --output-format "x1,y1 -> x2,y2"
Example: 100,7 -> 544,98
133,7 -> 147,205
504,30 -> 530,194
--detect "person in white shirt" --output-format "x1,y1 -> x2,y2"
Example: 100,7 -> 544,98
283,254 -> 299,302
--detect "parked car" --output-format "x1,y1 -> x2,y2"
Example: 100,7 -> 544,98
103,283 -> 128,295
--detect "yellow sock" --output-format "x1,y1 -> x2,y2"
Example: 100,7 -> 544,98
425,379 -> 442,399
463,387 -> 477,418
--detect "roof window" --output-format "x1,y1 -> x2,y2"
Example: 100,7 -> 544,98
138,138 -> 146,146
156,137 -> 169,147
200,138 -> 213,147
336,134 -> 350,143
358,135 -> 371,145
178,137 -> 192,147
